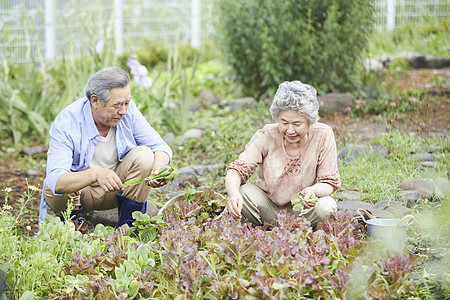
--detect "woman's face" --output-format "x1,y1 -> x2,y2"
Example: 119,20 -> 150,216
278,110 -> 310,144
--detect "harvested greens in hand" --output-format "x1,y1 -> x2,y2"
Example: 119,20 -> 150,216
291,193 -> 318,211
123,165 -> 180,188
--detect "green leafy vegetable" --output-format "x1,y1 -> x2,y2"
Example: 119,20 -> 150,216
291,193 -> 318,211
123,165 -> 180,188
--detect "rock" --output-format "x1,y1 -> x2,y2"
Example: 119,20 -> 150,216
371,209 -> 394,218
434,177 -> 450,200
20,146 -> 46,156
199,90 -> 219,106
361,86 -> 375,98
375,54 -> 391,67
420,161 -> 436,168
163,132 -> 176,145
146,201 -> 159,218
428,145 -> 441,153
397,178 -> 435,200
420,56 -> 450,69
411,152 -> 433,162
336,200 -> 374,216
229,97 -> 256,111
335,190 -> 361,201
183,128 -> 204,140
209,123 -> 219,132
395,190 -> 422,204
179,164 -> 224,176
84,208 -> 118,228
0,269 -> 7,298
338,144 -> 389,162
317,93 -> 354,113
383,203 -> 413,218
190,103 -> 200,113
25,169 -> 40,176
407,198 -> 425,208
375,200 -> 406,210
173,171 -> 199,188
363,58 -> 384,72
388,52 -> 450,69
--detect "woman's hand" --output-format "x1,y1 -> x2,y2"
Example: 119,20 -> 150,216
301,187 -> 317,209
227,194 -> 243,219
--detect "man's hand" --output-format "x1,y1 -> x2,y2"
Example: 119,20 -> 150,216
146,164 -> 168,188
227,195 -> 243,219
96,168 -> 123,192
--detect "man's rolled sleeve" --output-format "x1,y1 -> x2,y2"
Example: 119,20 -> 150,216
45,127 -> 75,195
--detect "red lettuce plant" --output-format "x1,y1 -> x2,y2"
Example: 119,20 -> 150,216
57,200 -> 427,299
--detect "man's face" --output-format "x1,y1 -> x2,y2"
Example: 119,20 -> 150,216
91,85 -> 131,129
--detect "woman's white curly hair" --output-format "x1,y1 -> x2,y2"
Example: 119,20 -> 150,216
270,80 -> 319,124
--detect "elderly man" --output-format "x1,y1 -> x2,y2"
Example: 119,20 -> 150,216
38,67 -> 172,230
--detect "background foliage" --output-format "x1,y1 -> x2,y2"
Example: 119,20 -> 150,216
213,0 -> 375,99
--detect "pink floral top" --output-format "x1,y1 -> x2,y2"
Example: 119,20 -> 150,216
226,122 -> 341,206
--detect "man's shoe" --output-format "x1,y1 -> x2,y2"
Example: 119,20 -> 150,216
116,193 -> 147,227
59,205 -> 89,233
71,216 -> 89,233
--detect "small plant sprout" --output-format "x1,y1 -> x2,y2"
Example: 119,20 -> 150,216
1,187 -> 12,211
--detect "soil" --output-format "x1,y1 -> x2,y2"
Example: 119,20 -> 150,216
0,68 -> 449,235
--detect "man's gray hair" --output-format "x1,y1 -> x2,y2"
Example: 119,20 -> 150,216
85,67 -> 130,105
269,80 -> 319,124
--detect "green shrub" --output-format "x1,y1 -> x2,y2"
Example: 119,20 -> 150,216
213,0 -> 374,99
118,39 -> 169,69
118,39 -> 216,71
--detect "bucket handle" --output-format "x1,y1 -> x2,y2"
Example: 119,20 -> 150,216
356,208 -> 376,223
396,214 -> 414,228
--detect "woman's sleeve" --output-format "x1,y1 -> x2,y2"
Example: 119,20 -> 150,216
225,129 -> 268,183
315,128 -> 341,191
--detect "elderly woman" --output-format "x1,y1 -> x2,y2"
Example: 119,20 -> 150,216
225,81 -> 341,227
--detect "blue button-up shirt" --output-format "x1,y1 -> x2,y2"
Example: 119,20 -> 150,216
38,96 -> 172,225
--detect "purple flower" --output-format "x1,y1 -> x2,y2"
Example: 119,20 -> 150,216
131,65 -> 149,78
127,56 -> 140,71
135,75 -> 153,90
127,56 -> 153,90
95,39 -> 105,54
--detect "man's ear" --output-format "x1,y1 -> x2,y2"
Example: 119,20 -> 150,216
90,94 -> 100,107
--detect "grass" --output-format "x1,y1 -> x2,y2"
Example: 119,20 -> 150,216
368,19 -> 450,58
338,131 -> 449,204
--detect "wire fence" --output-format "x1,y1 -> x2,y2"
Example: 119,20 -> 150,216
373,0 -> 449,30
0,0 -> 448,65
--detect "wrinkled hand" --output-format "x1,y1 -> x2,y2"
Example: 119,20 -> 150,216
301,187 -> 317,209
96,169 -> 123,192
227,195 -> 243,219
